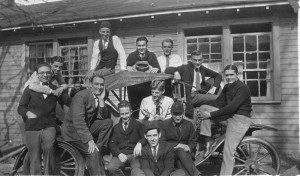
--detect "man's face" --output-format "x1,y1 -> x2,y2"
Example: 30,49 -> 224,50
172,113 -> 184,124
119,107 -> 131,123
90,77 -> 105,96
191,55 -> 204,68
151,89 -> 164,102
136,40 -> 148,55
37,66 -> 51,83
74,83 -> 81,91
145,129 -> 161,148
99,27 -> 111,41
224,70 -> 238,84
51,61 -> 63,75
162,42 -> 172,56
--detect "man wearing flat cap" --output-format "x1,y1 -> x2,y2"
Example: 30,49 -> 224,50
160,101 -> 200,176
91,21 -> 127,76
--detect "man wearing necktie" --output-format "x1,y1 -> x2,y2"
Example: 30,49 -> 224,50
90,21 -> 127,77
18,63 -> 72,175
157,39 -> 183,98
139,122 -> 185,176
160,102 -> 200,176
165,50 -> 222,119
107,101 -> 145,176
139,80 -> 174,122
61,75 -> 113,175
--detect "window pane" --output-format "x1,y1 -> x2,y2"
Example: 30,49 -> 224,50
61,48 -> 69,56
233,36 -> 244,52
187,38 -> 197,43
246,71 -> 258,79
211,37 -> 221,42
187,44 -> 197,54
199,43 -> 209,54
259,71 -> 267,79
211,43 -> 221,53
245,35 -> 257,51
70,48 -> 78,56
46,44 -> 53,57
233,53 -> 244,62
258,35 -> 270,51
36,45 -> 44,57
247,81 -> 258,97
246,53 -> 257,69
260,80 -> 267,96
198,38 -> 209,43
211,54 -> 222,60
29,59 -> 36,73
29,45 -> 36,58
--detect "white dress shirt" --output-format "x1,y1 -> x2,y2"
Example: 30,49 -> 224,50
90,35 -> 127,70
139,96 -> 174,121
192,69 -> 202,92
157,54 -> 183,73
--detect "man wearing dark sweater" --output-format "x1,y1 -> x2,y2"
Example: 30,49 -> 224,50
165,50 -> 222,119
106,100 -> 145,176
126,36 -> 161,118
161,102 -> 200,176
17,63 -> 71,175
198,64 -> 252,175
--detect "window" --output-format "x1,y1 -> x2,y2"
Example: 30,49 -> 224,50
186,35 -> 223,73
232,33 -> 272,98
28,42 -> 53,75
59,38 -> 88,84
183,22 -> 280,102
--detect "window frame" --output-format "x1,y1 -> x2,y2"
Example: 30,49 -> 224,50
178,16 -> 281,103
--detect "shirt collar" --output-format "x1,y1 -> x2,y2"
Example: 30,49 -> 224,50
153,96 -> 164,104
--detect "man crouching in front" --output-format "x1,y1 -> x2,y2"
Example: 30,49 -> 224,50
61,75 -> 113,175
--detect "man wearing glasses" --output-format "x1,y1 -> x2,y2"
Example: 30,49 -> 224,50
18,63 -> 72,175
24,56 -> 68,96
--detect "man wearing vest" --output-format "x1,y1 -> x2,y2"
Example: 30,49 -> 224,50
90,21 -> 127,76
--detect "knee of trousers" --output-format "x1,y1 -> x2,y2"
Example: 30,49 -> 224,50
106,163 -> 121,172
175,148 -> 188,159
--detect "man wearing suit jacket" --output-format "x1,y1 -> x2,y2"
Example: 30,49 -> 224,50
18,63 -> 72,175
139,122 -> 185,176
61,75 -> 113,175
106,100 -> 145,176
161,102 -> 200,176
165,50 -> 222,119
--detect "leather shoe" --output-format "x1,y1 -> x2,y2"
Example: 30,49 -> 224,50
204,138 -> 214,157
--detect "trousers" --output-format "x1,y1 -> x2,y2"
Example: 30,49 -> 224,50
106,154 -> 144,176
175,148 -> 200,176
198,105 -> 252,175
25,127 -> 56,175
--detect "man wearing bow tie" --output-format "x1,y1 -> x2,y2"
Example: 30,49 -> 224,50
165,50 -> 222,119
18,63 -> 72,175
61,75 -> 113,175
139,80 -> 173,122
160,102 -> 200,176
106,100 -> 145,176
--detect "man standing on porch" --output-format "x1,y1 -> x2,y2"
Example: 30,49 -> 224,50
157,39 -> 183,98
90,21 -> 127,76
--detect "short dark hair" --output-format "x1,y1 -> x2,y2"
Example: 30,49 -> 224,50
151,79 -> 165,91
51,56 -> 65,64
136,36 -> 148,44
36,62 -> 51,72
118,100 -> 132,111
90,74 -> 105,82
191,50 -> 202,56
161,39 -> 173,47
224,64 -> 238,74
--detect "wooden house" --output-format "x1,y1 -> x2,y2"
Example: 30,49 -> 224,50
0,0 -> 298,157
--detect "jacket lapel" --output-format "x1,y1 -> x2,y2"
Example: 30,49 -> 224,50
188,62 -> 194,83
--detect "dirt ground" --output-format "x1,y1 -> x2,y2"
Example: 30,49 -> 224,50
1,152 -> 299,176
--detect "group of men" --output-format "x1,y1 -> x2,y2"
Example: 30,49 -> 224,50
18,20 -> 253,176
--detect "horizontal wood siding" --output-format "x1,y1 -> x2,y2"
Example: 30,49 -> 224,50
0,44 -> 26,147
251,15 -> 299,154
